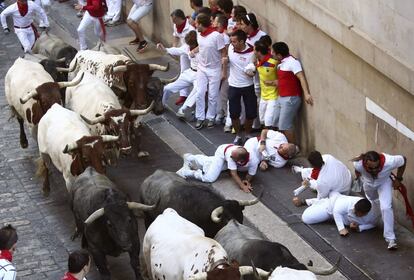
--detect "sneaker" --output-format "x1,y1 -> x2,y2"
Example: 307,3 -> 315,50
137,40 -> 148,53
76,11 -> 83,18
103,17 -> 112,23
176,109 -> 185,119
106,20 -> 121,27
215,115 -> 224,125
224,125 -> 231,133
291,165 -> 303,174
387,239 -> 398,250
207,119 -> 215,128
231,127 -> 236,134
195,120 -> 204,130
175,96 -> 187,106
129,38 -> 140,45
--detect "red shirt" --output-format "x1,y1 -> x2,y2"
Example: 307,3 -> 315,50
82,0 -> 105,18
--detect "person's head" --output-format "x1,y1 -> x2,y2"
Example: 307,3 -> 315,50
231,147 -> 250,165
170,9 -> 186,25
217,0 -> 234,15
230,29 -> 247,50
259,35 -> 272,49
68,249 -> 91,275
0,225 -> 18,253
254,41 -> 269,59
184,30 -> 198,49
213,13 -> 228,30
190,0 -> 203,10
277,143 -> 297,159
198,7 -> 212,19
240,13 -> 259,34
355,151 -> 382,176
196,13 -> 211,31
354,199 -> 372,217
307,151 -> 324,169
272,42 -> 290,60
231,5 -> 247,20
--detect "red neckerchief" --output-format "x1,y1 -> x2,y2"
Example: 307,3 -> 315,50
62,272 -> 78,280
362,153 -> 385,176
175,19 -> 187,34
0,250 -> 13,262
257,53 -> 272,67
200,25 -> 216,37
216,26 -> 227,33
248,28 -> 260,39
17,2 -> 28,17
234,43 -> 254,54
310,168 -> 321,180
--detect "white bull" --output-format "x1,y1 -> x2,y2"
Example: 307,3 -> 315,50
143,208 -> 242,280
5,57 -> 82,148
36,104 -> 118,195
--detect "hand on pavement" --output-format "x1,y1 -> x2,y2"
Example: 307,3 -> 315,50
339,228 -> 349,236
241,180 -> 253,193
259,161 -> 268,171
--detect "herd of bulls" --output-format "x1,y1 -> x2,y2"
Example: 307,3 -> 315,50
4,33 -> 338,279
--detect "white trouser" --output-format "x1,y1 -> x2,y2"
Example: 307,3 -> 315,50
180,81 -> 198,110
162,68 -> 196,105
364,179 -> 395,240
225,100 -> 245,127
105,0 -> 122,21
179,55 -> 191,97
195,69 -> 221,121
302,199 -> 331,224
15,27 -> 36,53
216,77 -> 229,119
33,0 -> 50,27
77,12 -> 103,50
187,154 -> 226,183
259,98 -> 277,127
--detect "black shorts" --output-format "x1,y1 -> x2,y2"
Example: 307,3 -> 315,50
228,85 -> 257,120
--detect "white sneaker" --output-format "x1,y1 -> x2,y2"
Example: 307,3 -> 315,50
291,165 -> 303,174
387,239 -> 398,250
176,108 -> 185,119
176,167 -> 193,179
224,125 -> 231,133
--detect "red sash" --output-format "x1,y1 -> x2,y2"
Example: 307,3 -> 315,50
98,17 -> 106,42
392,174 -> 414,228
310,168 -> 321,180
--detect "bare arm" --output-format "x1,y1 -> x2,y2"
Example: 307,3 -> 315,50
296,71 -> 313,105
221,47 -> 228,80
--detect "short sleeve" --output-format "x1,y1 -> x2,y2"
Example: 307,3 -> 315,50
216,33 -> 225,51
290,59 -> 303,75
387,155 -> 405,169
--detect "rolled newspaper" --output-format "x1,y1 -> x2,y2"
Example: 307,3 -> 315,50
293,185 -> 307,196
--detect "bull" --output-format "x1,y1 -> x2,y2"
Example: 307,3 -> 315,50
36,104 -> 119,195
65,71 -> 154,162
140,170 -> 259,238
5,57 -> 83,148
143,208 -> 242,280
69,167 -> 156,280
214,220 -> 338,280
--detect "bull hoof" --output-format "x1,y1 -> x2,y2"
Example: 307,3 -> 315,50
137,151 -> 149,158
20,140 -> 28,149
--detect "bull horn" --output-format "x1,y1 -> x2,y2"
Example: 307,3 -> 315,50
187,272 -> 207,280
101,135 -> 119,143
56,67 -> 70,73
237,196 -> 260,206
112,65 -> 128,73
130,101 -> 154,116
80,114 -> 106,125
84,208 -> 105,224
307,256 -> 340,275
239,266 -> 270,277
55,57 -> 66,63
56,58 -> 78,73
148,63 -> 169,72
211,206 -> 224,223
160,73 -> 179,84
127,202 -> 156,211
20,90 -> 38,104
57,72 -> 84,89
63,142 -> 78,154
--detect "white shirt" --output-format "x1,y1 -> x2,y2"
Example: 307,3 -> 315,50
246,29 -> 267,46
278,55 -> 303,75
166,44 -> 198,70
307,154 -> 352,199
172,18 -> 195,46
0,258 -> 16,280
243,137 -> 261,176
197,30 -> 225,71
354,153 -> 405,188
1,2 -> 49,30
262,130 -> 288,168
215,144 -> 256,175
228,43 -> 255,87
133,0 -> 153,6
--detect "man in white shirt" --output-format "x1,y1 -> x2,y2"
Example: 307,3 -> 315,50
194,13 -> 226,129
176,144 -> 257,193
1,0 -> 49,53
0,225 -> 18,280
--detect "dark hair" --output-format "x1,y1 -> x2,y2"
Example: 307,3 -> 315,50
198,7 -> 212,18
170,9 -> 186,20
0,225 -> 18,250
68,249 -> 90,274
218,0 -> 233,14
241,13 -> 259,30
272,41 -> 290,57
254,42 -> 269,55
230,29 -> 247,43
308,151 -> 324,169
196,12 -> 212,28
190,0 -> 203,8
185,30 -> 198,47
259,35 -> 272,48
233,5 -> 247,19
354,199 -> 372,214
351,151 -> 380,162
215,13 -> 228,28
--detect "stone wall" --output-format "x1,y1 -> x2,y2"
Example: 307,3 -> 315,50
126,0 -> 414,231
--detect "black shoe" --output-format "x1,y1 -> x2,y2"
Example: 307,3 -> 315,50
137,40 -> 148,52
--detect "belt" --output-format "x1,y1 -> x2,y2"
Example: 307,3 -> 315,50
14,25 -> 31,29
191,67 -> 197,72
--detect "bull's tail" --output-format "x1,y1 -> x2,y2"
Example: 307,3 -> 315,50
35,157 -> 47,178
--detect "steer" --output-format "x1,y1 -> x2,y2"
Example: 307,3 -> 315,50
65,71 -> 154,162
143,208 -> 242,280
140,169 -> 259,237
69,167 -> 155,280
5,57 -> 83,148
214,220 -> 338,280
36,104 -> 119,195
